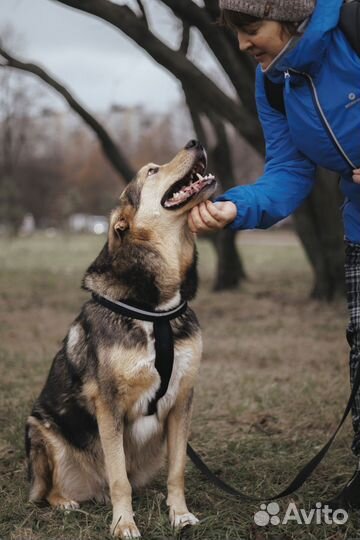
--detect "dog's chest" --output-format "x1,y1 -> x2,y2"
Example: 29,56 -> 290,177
128,342 -> 196,446
113,319 -> 199,443
129,321 -> 194,413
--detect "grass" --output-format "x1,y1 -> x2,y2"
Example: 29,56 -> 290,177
0,229 -> 359,540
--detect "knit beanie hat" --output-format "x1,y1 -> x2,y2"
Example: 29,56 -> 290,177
219,0 -> 316,22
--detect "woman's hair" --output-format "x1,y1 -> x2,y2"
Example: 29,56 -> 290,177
219,9 -> 299,36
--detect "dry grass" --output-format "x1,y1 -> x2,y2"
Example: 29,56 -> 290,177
1,230 -> 359,540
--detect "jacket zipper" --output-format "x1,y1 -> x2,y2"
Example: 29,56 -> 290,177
286,69 -> 357,170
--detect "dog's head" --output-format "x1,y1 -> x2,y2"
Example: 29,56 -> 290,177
85,142 -> 213,302
108,140 -> 216,249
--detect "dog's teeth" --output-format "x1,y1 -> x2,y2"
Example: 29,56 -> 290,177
164,170 -> 215,209
170,190 -> 186,203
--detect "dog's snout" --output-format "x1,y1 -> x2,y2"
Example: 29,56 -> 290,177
185,140 -> 202,150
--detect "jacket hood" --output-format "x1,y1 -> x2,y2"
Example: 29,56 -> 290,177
267,0 -> 343,81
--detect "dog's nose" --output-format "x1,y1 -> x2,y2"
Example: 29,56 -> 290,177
185,140 -> 202,150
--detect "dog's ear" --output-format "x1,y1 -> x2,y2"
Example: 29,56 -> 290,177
114,217 -> 129,235
108,208 -> 132,252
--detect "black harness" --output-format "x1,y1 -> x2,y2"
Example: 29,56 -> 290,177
92,293 -> 187,415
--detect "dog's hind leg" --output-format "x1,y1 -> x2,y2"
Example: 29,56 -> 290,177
166,388 -> 199,530
26,416 -> 80,509
46,491 -> 80,510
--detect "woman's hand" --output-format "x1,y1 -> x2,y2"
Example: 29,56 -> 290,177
188,200 -> 237,233
353,169 -> 360,184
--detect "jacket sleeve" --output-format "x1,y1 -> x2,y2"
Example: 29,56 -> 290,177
216,68 -> 316,230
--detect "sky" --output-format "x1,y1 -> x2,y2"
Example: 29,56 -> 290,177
1,0 -> 197,113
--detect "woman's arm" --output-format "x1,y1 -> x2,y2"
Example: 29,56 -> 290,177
189,68 -> 316,233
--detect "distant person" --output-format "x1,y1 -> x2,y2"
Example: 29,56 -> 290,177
189,0 -> 360,510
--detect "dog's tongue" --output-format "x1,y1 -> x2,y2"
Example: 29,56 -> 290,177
165,173 -> 215,208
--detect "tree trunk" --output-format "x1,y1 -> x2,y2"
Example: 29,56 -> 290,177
0,174 -> 24,234
212,229 -> 246,290
293,167 -> 345,300
184,88 -> 246,290
208,113 -> 246,289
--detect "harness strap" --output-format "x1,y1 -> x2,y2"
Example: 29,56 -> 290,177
91,293 -> 187,322
147,319 -> 174,415
91,293 -> 187,415
187,360 -> 360,501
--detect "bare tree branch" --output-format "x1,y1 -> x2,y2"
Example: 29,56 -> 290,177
183,84 -> 207,145
159,0 -> 257,114
49,0 -> 263,151
0,44 -> 135,182
203,0 -> 220,20
207,111 -> 235,191
136,0 -> 148,28
179,22 -> 190,55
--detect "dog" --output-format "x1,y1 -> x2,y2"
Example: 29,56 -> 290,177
25,140 -> 216,538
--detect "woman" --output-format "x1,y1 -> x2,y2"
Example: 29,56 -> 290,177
189,0 -> 360,509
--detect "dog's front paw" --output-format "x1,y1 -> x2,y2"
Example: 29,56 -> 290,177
111,519 -> 141,538
169,510 -> 199,529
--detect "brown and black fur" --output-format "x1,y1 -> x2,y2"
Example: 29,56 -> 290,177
25,140 -> 215,538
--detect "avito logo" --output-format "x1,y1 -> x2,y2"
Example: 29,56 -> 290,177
254,502 -> 348,526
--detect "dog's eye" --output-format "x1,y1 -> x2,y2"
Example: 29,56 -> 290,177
147,167 -> 159,177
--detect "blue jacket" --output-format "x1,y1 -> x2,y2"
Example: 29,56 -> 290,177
217,0 -> 360,243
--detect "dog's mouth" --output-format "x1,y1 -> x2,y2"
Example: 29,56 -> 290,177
161,157 -> 216,211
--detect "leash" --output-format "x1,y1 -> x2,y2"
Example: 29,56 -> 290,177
91,293 -> 187,415
187,360 -> 360,501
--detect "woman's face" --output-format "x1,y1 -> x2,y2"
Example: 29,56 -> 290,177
237,20 -> 292,69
